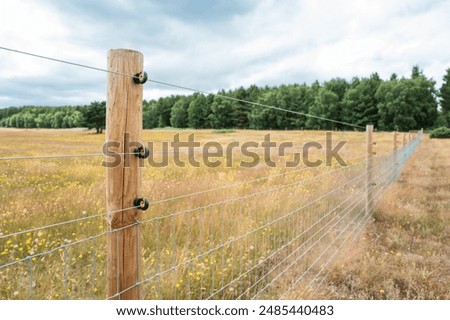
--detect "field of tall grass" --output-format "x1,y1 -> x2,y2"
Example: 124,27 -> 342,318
294,136 -> 450,299
0,128 -> 402,299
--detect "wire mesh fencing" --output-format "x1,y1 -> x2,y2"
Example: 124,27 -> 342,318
0,47 -> 425,300
0,131 -> 422,300
129,134 -> 421,300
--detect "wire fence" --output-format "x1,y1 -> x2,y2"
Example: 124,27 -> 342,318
0,130 -> 423,299
0,46 -> 423,299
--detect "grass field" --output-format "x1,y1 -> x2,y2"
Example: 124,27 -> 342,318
295,136 -> 450,299
0,128 -> 433,299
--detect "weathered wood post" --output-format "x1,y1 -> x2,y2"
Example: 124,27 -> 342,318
393,131 -> 399,149
106,49 -> 145,299
393,130 -> 399,160
365,125 -> 374,216
393,130 -> 399,180
402,132 -> 406,147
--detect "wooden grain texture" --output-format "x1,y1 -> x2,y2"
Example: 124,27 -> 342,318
106,49 -> 144,300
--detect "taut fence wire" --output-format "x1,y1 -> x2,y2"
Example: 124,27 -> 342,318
0,129 -> 423,299
105,132 -> 422,300
0,46 -> 364,130
0,46 -> 424,299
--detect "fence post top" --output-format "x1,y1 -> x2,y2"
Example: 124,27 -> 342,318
108,48 -> 143,55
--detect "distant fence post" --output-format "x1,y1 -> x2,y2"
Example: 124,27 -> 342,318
393,131 -> 399,149
106,49 -> 145,300
365,125 -> 374,216
402,132 -> 406,147
393,131 -> 398,154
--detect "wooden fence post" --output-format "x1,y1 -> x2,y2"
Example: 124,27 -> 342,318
106,49 -> 145,300
365,125 -> 374,216
393,131 -> 399,176
402,132 -> 406,147
393,131 -> 399,150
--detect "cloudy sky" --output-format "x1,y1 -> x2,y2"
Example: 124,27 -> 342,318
0,0 -> 449,107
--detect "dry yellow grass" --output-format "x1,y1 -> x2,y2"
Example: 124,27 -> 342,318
0,128 -> 403,299
298,136 -> 450,299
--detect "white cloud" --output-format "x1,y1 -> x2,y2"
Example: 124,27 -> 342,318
0,0 -> 449,106
0,0 -> 68,77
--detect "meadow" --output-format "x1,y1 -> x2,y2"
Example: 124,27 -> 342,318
297,136 -> 450,299
0,128 -> 413,299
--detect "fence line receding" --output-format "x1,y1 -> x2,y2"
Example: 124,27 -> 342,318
0,48 -> 424,300
0,129 -> 423,299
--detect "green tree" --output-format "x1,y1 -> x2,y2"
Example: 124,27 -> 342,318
407,68 -> 438,129
321,78 -> 350,129
231,87 -> 251,129
209,94 -> 234,128
51,111 -> 65,128
324,78 -> 349,101
438,68 -> 450,126
67,110 -> 83,127
306,88 -> 340,130
411,65 -> 421,79
143,100 -> 159,129
21,112 -> 37,128
36,112 -> 52,128
155,96 -> 179,127
376,67 -> 437,131
377,79 -> 413,130
283,84 -> 314,129
81,101 -> 106,133
9,113 -> 24,128
188,93 -> 209,129
274,85 -> 296,129
170,97 -> 190,128
248,90 -> 281,130
342,73 -> 381,128
0,107 -> 20,125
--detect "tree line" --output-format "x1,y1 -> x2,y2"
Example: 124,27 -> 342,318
0,101 -> 106,133
1,66 -> 449,132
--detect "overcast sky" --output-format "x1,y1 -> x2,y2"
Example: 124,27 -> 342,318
0,0 -> 449,107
